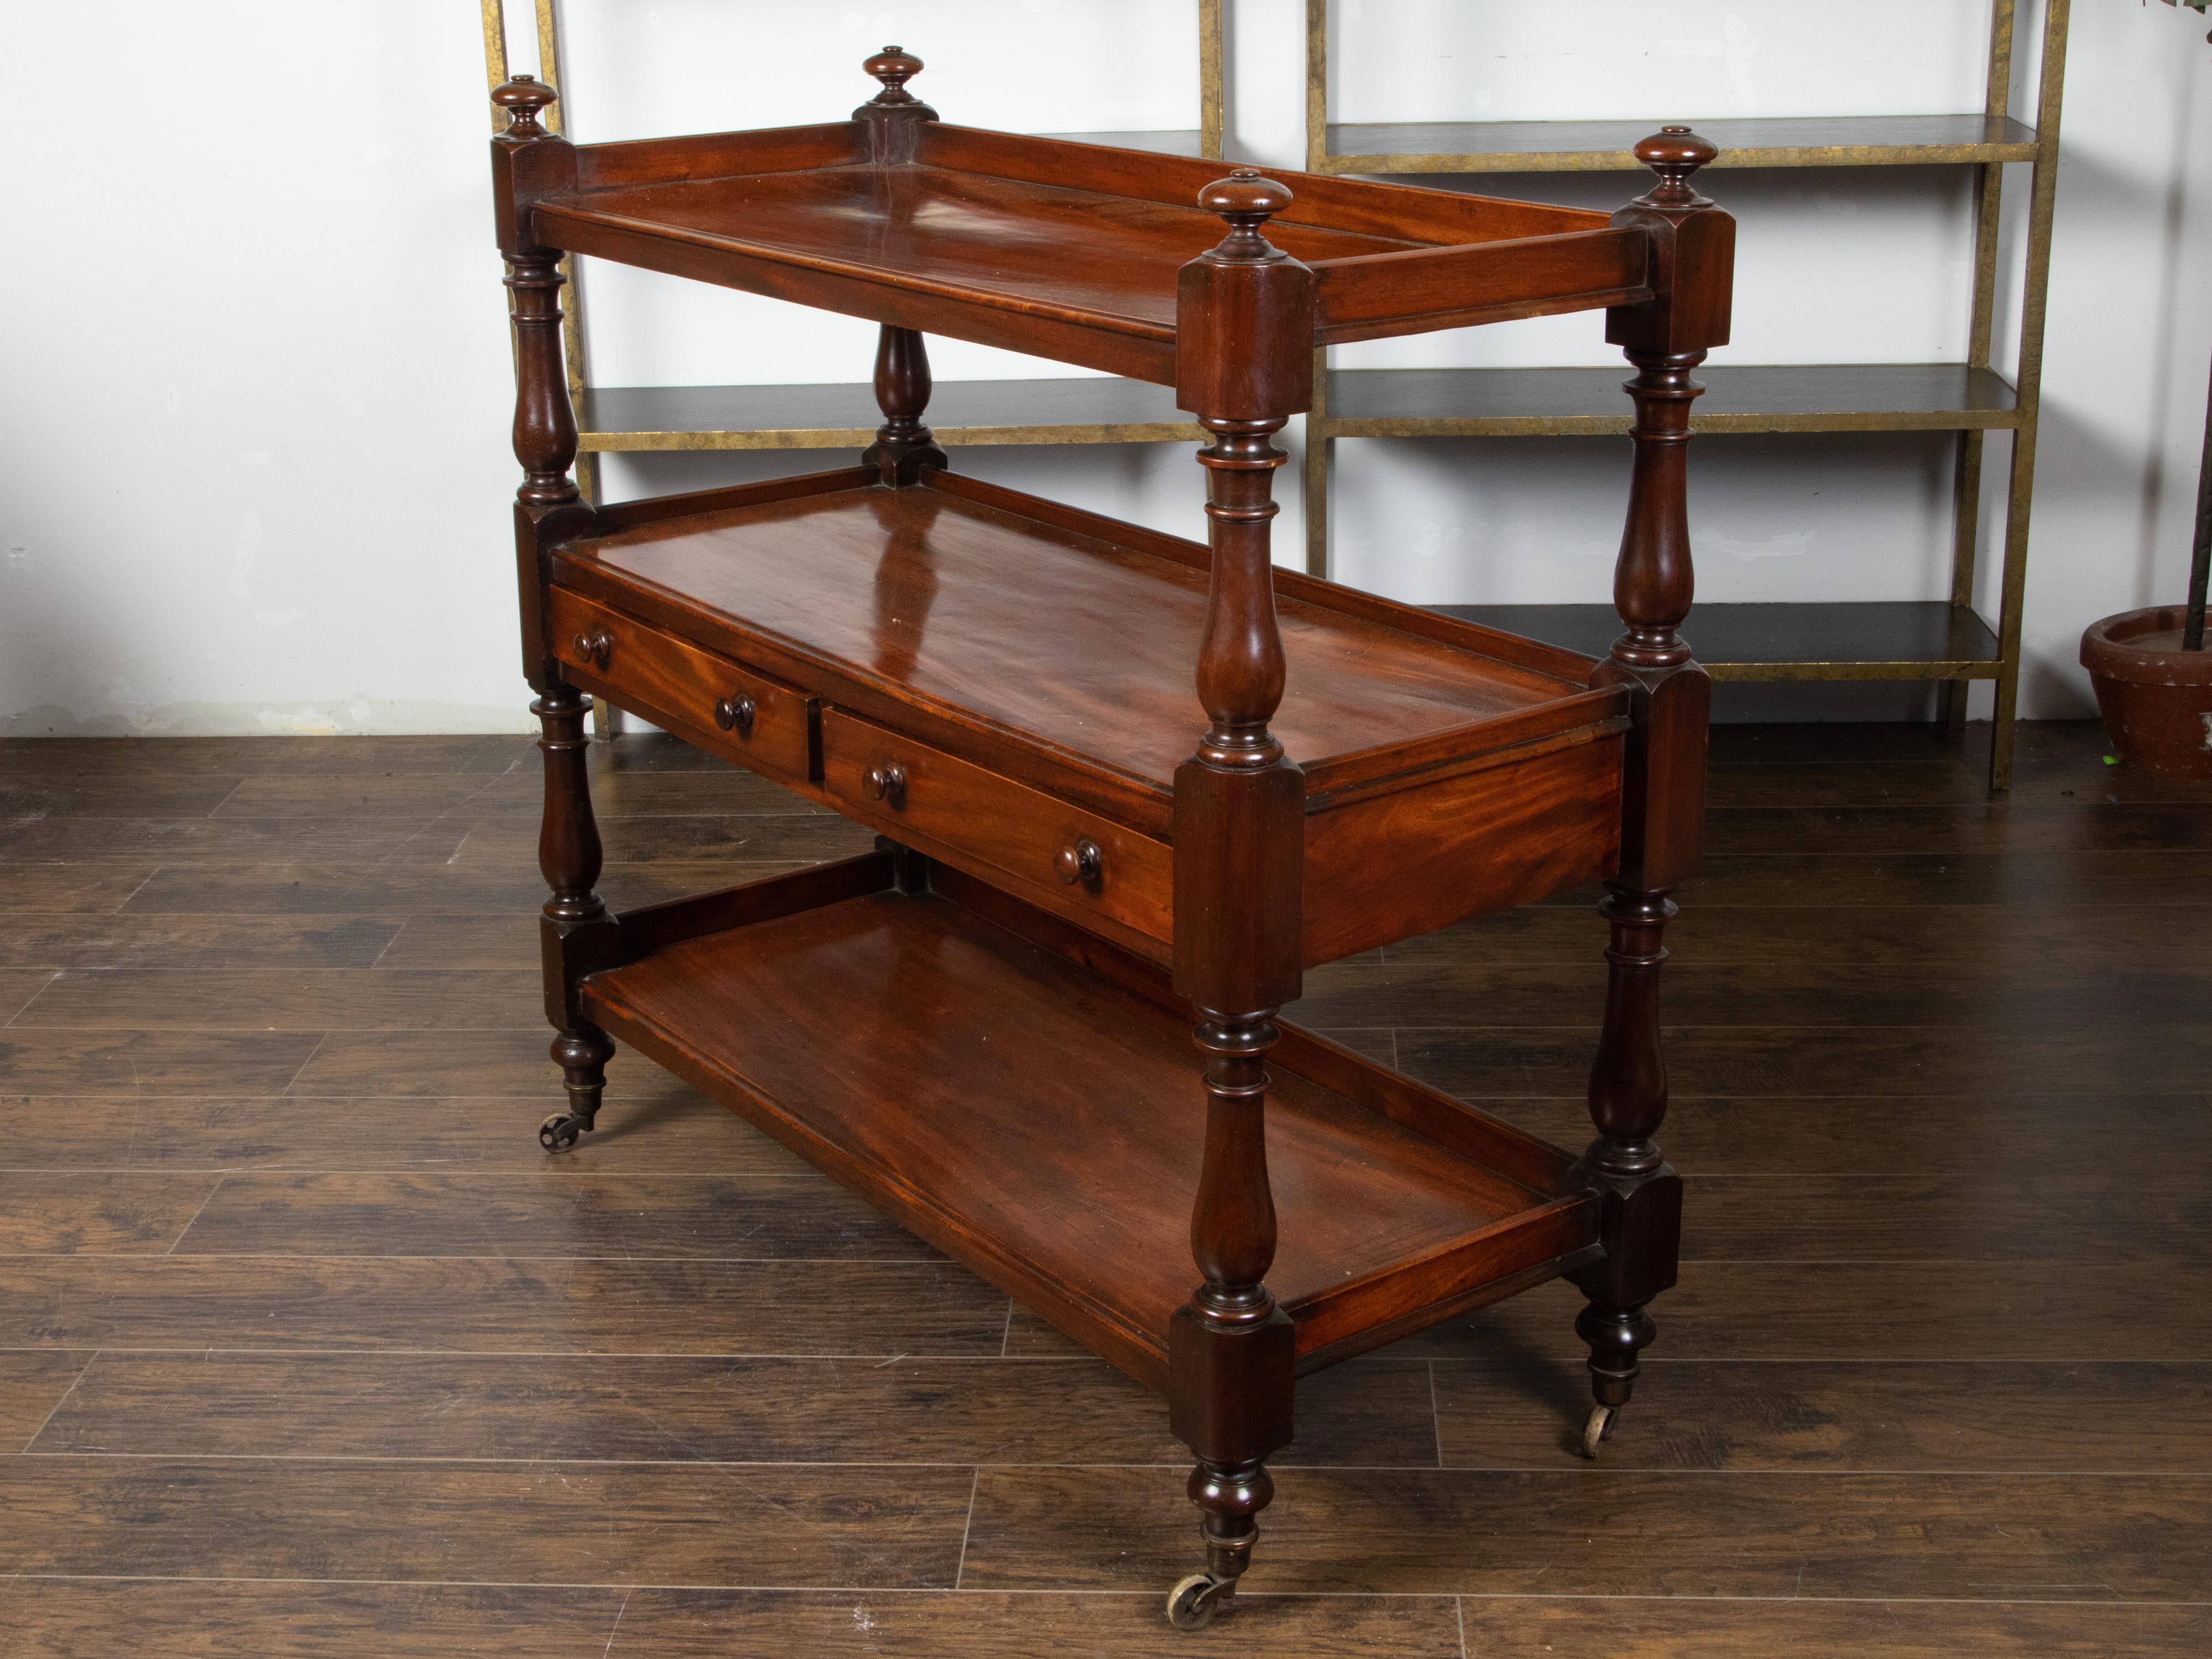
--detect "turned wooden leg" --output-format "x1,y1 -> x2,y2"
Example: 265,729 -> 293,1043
1571,885 -> 1681,1454
1570,128 -> 1730,1457
494,83 -> 618,1151
1167,1011 -> 1295,1631
1165,178 -> 1307,1629
534,684 -> 617,1152
1188,1455 -> 1275,1595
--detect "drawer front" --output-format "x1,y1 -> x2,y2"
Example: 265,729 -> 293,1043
1302,733 -> 1623,966
821,708 -> 1172,944
549,589 -> 817,784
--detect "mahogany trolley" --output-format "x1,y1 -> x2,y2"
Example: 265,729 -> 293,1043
487,49 -> 1734,1629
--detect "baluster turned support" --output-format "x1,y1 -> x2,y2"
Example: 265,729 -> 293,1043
494,75 -> 581,520
850,51 -> 948,489
1570,128 -> 1734,1457
494,74 -> 618,1152
863,325 -> 949,486
506,247 -> 580,512
1164,170 -> 1313,1633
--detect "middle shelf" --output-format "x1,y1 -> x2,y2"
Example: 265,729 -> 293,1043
545,467 -> 1630,965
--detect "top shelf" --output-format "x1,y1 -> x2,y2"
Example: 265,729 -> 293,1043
1317,113 -> 2041,174
503,118 -> 1658,386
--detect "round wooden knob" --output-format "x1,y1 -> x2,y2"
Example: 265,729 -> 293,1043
862,762 -> 907,810
492,74 -> 559,138
863,45 -> 924,104
571,627 -> 612,668
1198,168 -> 1293,224
1632,126 -> 1718,203
713,694 -> 755,736
1054,837 -> 1104,891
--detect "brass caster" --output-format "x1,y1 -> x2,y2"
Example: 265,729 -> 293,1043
1166,1571 -> 1234,1631
538,1111 -> 591,1153
1581,1401 -> 1621,1460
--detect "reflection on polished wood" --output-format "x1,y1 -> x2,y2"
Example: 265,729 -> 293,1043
522,122 -> 1631,383
540,160 -> 1412,333
568,473 -> 1606,797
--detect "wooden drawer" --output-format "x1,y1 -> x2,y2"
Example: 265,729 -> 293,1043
821,708 -> 1172,946
548,588 -> 817,784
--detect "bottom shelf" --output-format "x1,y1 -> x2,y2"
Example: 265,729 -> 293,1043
1433,601 -> 2002,681
580,858 -> 1597,1389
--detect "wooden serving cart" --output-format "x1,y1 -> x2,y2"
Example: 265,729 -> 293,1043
487,48 -> 1733,1629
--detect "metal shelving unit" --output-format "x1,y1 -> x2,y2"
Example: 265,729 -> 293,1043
481,0 -> 1224,735
1301,0 -> 2072,790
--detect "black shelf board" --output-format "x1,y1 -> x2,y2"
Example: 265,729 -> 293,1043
577,377 -> 1200,451
1434,602 -> 2003,681
1322,113 -> 2039,172
1323,364 -> 2022,437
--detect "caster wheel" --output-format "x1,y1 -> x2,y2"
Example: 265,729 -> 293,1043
538,1112 -> 588,1153
1580,1401 -> 1620,1460
1166,1572 -> 1232,1631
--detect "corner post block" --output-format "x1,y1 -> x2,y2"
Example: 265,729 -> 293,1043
1569,128 -> 1734,1455
494,75 -> 618,1151
852,44 -> 937,163
1164,170 -> 1314,1631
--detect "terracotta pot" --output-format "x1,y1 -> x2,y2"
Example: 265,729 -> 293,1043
2080,606 -> 2212,779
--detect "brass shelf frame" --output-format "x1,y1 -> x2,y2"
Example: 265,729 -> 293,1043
1301,0 -> 2072,791
1311,113 -> 2042,175
481,0 -> 1223,482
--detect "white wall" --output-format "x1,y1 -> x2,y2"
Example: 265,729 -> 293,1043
2,0 -> 2206,734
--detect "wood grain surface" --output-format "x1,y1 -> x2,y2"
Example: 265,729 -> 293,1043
578,888 -> 1573,1383
563,476 -> 1600,800
0,721 -> 2201,1655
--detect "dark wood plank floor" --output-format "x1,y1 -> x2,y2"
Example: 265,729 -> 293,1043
1,721 -> 2204,1656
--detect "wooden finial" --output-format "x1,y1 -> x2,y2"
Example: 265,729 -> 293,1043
492,74 -> 560,139
1197,169 -> 1293,260
1632,127 -> 1718,207
862,45 -> 925,105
